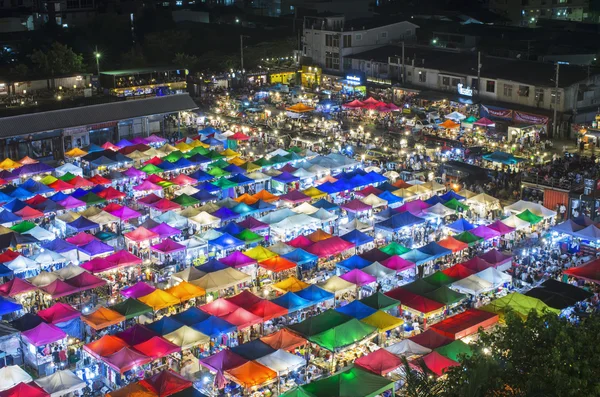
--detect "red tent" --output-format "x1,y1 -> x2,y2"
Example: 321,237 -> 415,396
411,351 -> 459,377
98,187 -> 126,200
305,237 -> 355,258
68,176 -> 95,189
133,336 -> 180,359
83,335 -> 129,358
409,329 -> 452,350
144,157 -> 163,166
37,302 -> 80,324
150,199 -> 181,212
200,298 -> 239,317
437,236 -> 469,253
258,256 -> 297,272
564,258 -> 600,284
103,203 -> 123,213
0,250 -> 20,263
392,180 -> 412,189
225,290 -> 262,310
0,382 -> 49,397
66,232 -> 98,246
14,206 -> 43,220
102,142 -> 120,151
430,309 -> 499,340
230,132 -> 250,140
385,288 -> 445,316
247,300 -> 288,321
147,174 -> 165,184
355,185 -> 382,197
0,277 -> 36,297
65,272 -> 107,291
25,195 -> 47,206
442,264 -> 476,280
342,99 -> 365,109
287,235 -> 313,249
355,348 -> 403,375
461,257 -> 493,272
139,370 -> 193,397
138,193 -> 162,206
88,175 -> 112,185
124,227 -> 159,242
221,307 -> 263,329
170,174 -> 197,186
49,180 -> 76,191
102,347 -> 152,374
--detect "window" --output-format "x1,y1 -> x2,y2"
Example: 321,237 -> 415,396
486,80 -> 495,93
290,5 -> 294,10
535,87 -> 544,102
380,31 -> 387,38
471,78 -> 478,91
551,89 -> 561,104
325,34 -> 339,47
442,76 -> 450,86
518,85 -> 530,97
419,71 -> 426,83
67,0 -> 78,8
355,34 -> 362,40
325,51 -> 340,70
451,78 -> 460,86
503,84 -> 513,97
343,57 -> 352,70
343,35 -> 352,48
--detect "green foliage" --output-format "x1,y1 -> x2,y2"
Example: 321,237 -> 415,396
399,356 -> 447,397
29,42 -> 84,75
143,30 -> 191,64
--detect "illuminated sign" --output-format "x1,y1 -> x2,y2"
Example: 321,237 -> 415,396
457,83 -> 473,97
346,75 -> 363,85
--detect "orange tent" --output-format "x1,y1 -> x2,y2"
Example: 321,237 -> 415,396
307,229 -> 332,242
82,307 -> 126,330
437,236 -> 469,252
393,180 -> 413,189
316,175 -> 338,184
106,383 -> 158,397
258,256 -> 297,273
260,328 -> 308,351
439,119 -> 460,129
138,289 -> 180,311
252,190 -> 279,203
285,103 -> 315,113
225,361 -> 277,388
235,193 -> 258,205
83,335 -> 128,358
165,281 -> 206,301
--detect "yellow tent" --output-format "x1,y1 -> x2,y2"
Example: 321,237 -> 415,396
138,289 -> 180,311
65,147 -> 88,158
220,149 -> 240,158
272,276 -> 310,293
165,281 -> 206,301
285,103 -> 315,113
439,119 -> 460,129
228,157 -> 246,166
0,158 -> 21,170
40,175 -> 58,185
302,187 -> 327,199
244,246 -> 278,262
175,142 -> 193,153
241,162 -> 261,172
159,144 -> 178,155
188,140 -> 209,148
360,311 -> 404,332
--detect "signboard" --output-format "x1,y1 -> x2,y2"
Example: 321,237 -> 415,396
345,71 -> 366,85
457,83 -> 473,97
514,111 -> 549,125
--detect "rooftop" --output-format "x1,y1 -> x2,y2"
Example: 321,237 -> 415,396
100,67 -> 185,77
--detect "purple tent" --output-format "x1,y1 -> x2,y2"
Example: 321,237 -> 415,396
43,238 -> 77,253
220,251 -> 257,268
22,322 -> 66,346
200,349 -> 248,389
11,162 -> 53,177
109,206 -> 142,221
486,220 -> 516,235
479,249 -> 512,267
121,282 -> 156,299
237,217 -> 269,231
396,199 -> 431,214
272,172 -> 300,184
341,199 -> 372,213
79,239 -> 114,257
116,139 -> 133,148
123,167 -> 147,179
58,196 -> 86,209
66,217 -> 99,232
211,207 -> 240,221
146,135 -> 167,144
151,239 -> 186,254
340,269 -> 377,286
470,225 -> 502,240
149,222 -> 182,239
279,190 -> 310,204
130,137 -> 149,145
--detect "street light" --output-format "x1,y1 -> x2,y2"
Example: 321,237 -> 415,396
94,46 -> 101,76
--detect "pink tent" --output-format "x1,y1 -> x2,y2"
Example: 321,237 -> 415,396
151,239 -> 186,254
356,348 -> 403,375
287,235 -> 313,249
0,277 -> 36,297
150,223 -> 182,239
342,100 -> 365,109
150,199 -> 181,212
478,249 -> 512,268
102,347 -> 152,374
66,232 -> 97,246
237,217 -> 269,231
221,307 -> 263,330
22,323 -> 66,346
200,298 -> 239,317
220,252 -> 257,268
279,190 -> 311,204
470,225 -> 502,240
486,220 -> 516,235
397,199 -> 430,213
386,103 -> 401,111
124,227 -> 159,242
134,180 -> 162,192
305,237 -> 355,258
340,269 -> 377,286
105,251 -> 143,269
362,97 -> 381,105
40,279 -> 79,298
123,167 -> 147,179
146,134 -> 167,144
81,257 -> 111,273
37,302 -> 80,324
121,282 -> 156,299
109,206 -> 142,221
341,199 -> 372,213
381,255 -> 415,272
473,117 -> 495,127
66,272 -> 107,291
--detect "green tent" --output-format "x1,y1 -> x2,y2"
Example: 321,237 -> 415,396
444,198 -> 470,212
253,157 -> 272,167
57,172 -> 77,182
79,192 -> 106,205
287,309 -> 352,338
211,177 -> 237,189
359,291 -> 400,311
240,161 -> 261,172
140,164 -> 163,175
309,318 -> 377,351
425,285 -> 467,306
480,292 -> 560,321
207,167 -> 230,178
288,146 -> 303,154
209,159 -> 230,169
163,151 -> 185,162
285,152 -> 303,161
464,115 -> 478,123
301,367 -> 394,397
423,271 -> 457,288
10,221 -> 36,233
172,194 -> 200,208
189,146 -> 209,156
454,231 -> 483,246
270,154 -> 289,164
205,150 -> 224,160
435,340 -> 473,361
157,181 -> 175,188
110,298 -> 153,320
380,241 -> 410,256
280,388 -> 313,397
516,209 -> 543,224
94,230 -> 118,241
236,229 -> 263,244
400,279 -> 437,295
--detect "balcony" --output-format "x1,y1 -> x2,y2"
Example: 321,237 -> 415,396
521,174 -> 581,191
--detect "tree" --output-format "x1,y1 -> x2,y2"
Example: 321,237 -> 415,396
399,357 -> 446,397
172,53 -> 200,72
444,312 -> 600,397
30,42 -> 84,76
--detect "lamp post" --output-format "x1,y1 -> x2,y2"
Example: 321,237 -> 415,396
94,46 -> 101,76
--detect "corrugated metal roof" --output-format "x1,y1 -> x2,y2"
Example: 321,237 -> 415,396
0,94 -> 197,138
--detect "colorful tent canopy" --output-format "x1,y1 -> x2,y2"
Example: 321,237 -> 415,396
361,310 -> 404,332
480,292 -> 560,321
301,367 -> 393,397
355,348 -> 404,375
138,289 -> 180,311
431,308 -> 498,340
82,307 -> 126,330
139,370 -> 193,397
287,309 -> 351,338
412,351 -> 459,377
110,298 -> 153,320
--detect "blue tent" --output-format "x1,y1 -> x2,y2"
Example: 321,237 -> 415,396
42,238 -> 77,253
272,292 -> 314,312
21,179 -> 54,195
337,255 -> 371,271
348,175 -> 370,189
377,182 -> 399,192
425,195 -> 446,206
273,172 -> 300,184
188,154 -> 211,165
70,188 -> 89,199
331,179 -> 354,192
0,191 -> 13,203
364,171 -> 388,184
33,199 -> 65,213
296,285 -> 334,304
231,339 -> 276,360
66,217 -> 99,232
196,182 -> 221,194
316,182 -> 341,194
400,250 -> 433,265
232,203 -> 257,216
282,249 -> 319,267
3,199 -> 27,213
417,242 -> 452,260
0,210 -> 21,224
0,297 -> 22,317
146,316 -> 184,335
211,207 -> 241,222
446,218 -> 475,233
440,190 -> 466,202
0,263 -> 12,278
79,239 -> 113,257
189,170 -> 214,182
85,144 -> 104,153
229,174 -> 253,186
116,139 -> 133,147
252,200 -> 276,212
90,185 -> 104,194
378,191 -> 403,205
208,233 -> 245,251
157,161 -> 177,171
335,300 -> 377,320
223,164 -> 245,175
191,190 -> 217,203
9,187 -> 34,200
49,192 -> 70,202
218,223 -> 245,236
376,212 -> 425,232
197,259 -> 228,273
172,307 -> 211,326
341,230 -> 374,246
312,199 -> 338,211
173,158 -> 194,170
199,126 -> 220,135
192,316 -> 237,337
202,137 -> 225,147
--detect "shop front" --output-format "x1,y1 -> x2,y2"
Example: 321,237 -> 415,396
480,104 -> 550,142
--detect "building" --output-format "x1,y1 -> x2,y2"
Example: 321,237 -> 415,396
301,14 -> 418,73
488,0 -> 599,26
0,93 -> 197,160
345,45 -> 600,136
99,67 -> 188,98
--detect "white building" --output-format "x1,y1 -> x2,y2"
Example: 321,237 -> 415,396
302,15 -> 418,73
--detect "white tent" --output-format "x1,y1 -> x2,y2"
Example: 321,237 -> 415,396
364,166 -> 381,173
198,229 -> 222,241
54,163 -> 83,177
339,218 -> 372,233
0,366 -> 33,391
217,198 -> 239,209
174,185 -> 200,197
421,181 -> 446,193
245,172 -> 271,182
22,226 -> 56,241
189,211 -> 220,227
271,214 -> 321,233
292,168 -> 315,180
423,203 -> 455,218
35,370 -> 86,397
54,264 -> 85,280
362,262 -> 396,279
504,200 -> 557,218
180,237 -> 208,251
501,214 -> 531,230
445,111 -> 466,121
6,256 -> 38,272
468,193 -> 500,207
268,148 -> 290,158
156,211 -> 189,230
310,208 -> 338,222
457,189 -> 477,199
385,340 -> 431,357
383,171 -> 399,181
475,268 -> 512,288
450,275 -> 493,295
32,250 -> 67,266
256,349 -> 306,375
28,271 -> 59,287
318,276 -> 355,295
259,209 -> 296,225
268,242 -> 296,256
361,194 -> 388,208
307,164 -> 330,174
87,211 -> 120,226
292,202 -> 319,215
172,266 -> 206,283
164,325 -> 210,349
178,207 -> 201,219
191,268 -> 251,293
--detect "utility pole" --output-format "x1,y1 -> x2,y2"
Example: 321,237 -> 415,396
401,41 -> 405,84
553,63 -> 560,138
240,35 -> 245,71
477,51 -> 481,98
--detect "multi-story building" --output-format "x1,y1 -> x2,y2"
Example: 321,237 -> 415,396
488,0 -> 599,26
301,14 -> 418,73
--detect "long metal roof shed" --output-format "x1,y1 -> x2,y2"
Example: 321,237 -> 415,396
0,94 -> 197,138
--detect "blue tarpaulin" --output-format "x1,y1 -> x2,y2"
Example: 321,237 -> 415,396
0,296 -> 22,317
56,318 -> 83,339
